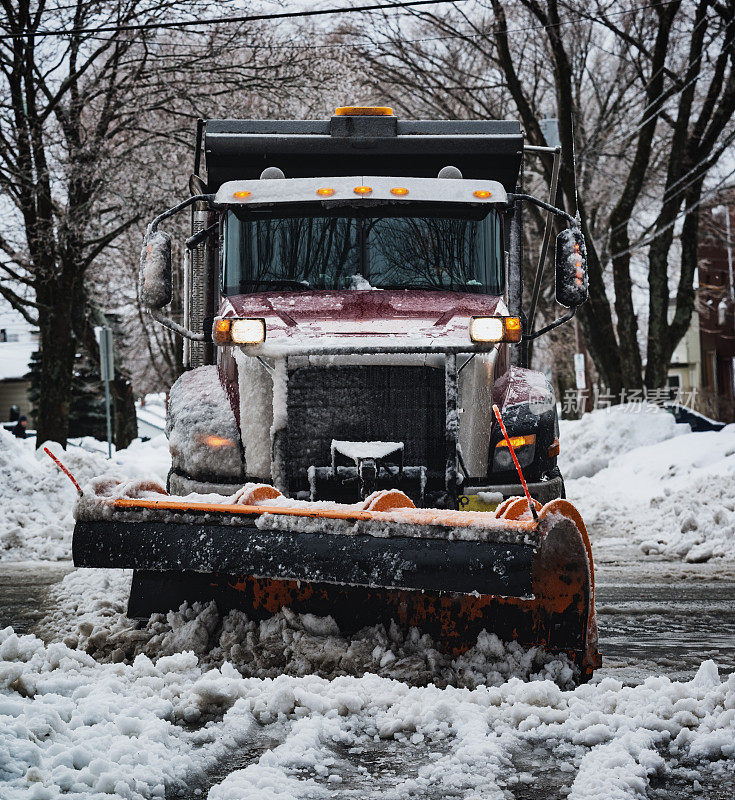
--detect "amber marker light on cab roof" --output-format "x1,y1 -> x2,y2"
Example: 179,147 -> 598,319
354,186 -> 372,195
473,189 -> 492,199
390,187 -> 409,196
469,316 -> 522,344
334,106 -> 393,116
317,187 -> 335,196
233,190 -> 251,199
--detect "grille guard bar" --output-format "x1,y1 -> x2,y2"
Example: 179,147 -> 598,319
236,340 -> 500,358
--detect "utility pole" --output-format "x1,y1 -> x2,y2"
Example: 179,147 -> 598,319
95,326 -> 114,457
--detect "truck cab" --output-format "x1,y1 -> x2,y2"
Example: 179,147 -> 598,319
141,107 -> 588,510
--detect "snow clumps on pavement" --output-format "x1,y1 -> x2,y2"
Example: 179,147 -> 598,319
1,623 -> 734,799
38,568 -> 577,690
0,429 -> 170,562
560,404 -> 735,563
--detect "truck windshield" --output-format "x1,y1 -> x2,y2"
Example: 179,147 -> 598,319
223,207 -> 504,295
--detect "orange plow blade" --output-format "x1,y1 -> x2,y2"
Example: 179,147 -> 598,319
73,490 -> 600,680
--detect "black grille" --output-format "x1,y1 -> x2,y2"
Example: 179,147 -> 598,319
286,365 -> 445,489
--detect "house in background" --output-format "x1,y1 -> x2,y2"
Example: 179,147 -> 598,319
0,299 -> 37,422
667,295 -> 702,400
697,198 -> 735,421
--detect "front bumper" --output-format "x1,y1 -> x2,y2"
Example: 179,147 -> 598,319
461,475 -> 564,510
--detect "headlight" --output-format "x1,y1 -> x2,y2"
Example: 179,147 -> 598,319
212,317 -> 266,345
469,316 -> 522,343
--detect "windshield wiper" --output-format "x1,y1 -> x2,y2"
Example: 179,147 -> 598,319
245,279 -> 311,291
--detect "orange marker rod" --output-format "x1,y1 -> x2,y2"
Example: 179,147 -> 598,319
43,447 -> 84,496
492,404 -> 538,522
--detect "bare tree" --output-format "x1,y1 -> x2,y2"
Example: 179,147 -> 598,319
350,0 -> 735,394
0,0 -> 342,444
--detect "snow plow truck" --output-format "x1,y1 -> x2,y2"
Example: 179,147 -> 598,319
73,107 -> 601,679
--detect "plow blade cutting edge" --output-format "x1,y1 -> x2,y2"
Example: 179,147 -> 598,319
72,494 -> 600,679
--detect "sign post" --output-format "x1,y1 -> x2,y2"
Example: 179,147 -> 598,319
95,326 -> 114,458
574,352 -> 586,390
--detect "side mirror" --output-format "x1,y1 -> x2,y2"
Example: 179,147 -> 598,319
139,230 -> 172,309
555,228 -> 588,308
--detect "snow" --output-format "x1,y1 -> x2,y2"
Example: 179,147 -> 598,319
0,429 -> 170,561
136,393 -> 166,439
331,440 -> 404,462
38,569 -> 576,690
3,402 -> 735,796
560,404 -> 735,562
558,402 -> 688,479
138,230 -> 172,309
167,365 -> 242,482
2,612 -> 734,799
234,350 -> 273,480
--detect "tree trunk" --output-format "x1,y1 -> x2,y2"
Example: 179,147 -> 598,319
35,289 -> 76,447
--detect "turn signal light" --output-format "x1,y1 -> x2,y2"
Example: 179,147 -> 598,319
390,187 -> 409,196
548,437 -> 560,458
497,434 -> 536,449
213,318 -> 231,344
473,189 -> 492,199
317,187 -> 334,196
354,186 -> 372,195
212,317 -> 266,345
469,316 -> 522,343
232,190 -> 251,199
203,435 -> 234,448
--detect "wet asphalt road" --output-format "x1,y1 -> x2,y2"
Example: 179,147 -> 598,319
1,560 -> 734,799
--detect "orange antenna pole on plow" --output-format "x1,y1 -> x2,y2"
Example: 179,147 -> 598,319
492,404 -> 538,522
43,447 -> 84,497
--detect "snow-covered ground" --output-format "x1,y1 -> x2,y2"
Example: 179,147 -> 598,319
2,623 -> 733,799
1,404 -> 735,798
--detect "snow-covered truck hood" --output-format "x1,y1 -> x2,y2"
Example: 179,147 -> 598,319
220,290 -> 507,355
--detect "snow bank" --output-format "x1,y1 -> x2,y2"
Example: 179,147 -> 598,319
0,429 -> 170,562
564,415 -> 735,562
559,403 -> 688,479
39,569 -> 575,690
2,622 -> 733,799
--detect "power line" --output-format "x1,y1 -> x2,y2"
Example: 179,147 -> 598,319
0,0 -> 465,41
5,0 -> 681,47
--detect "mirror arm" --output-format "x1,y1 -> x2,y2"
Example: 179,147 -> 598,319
522,306 -> 576,341
147,194 -> 215,234
507,193 -> 576,226
186,222 -> 218,250
147,307 -> 206,342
